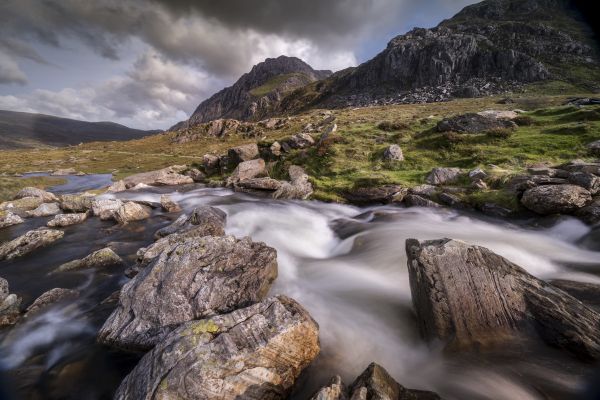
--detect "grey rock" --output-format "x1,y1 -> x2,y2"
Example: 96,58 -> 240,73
438,192 -> 465,208
113,295 -> 319,400
159,195 -> 181,213
14,187 -> 58,202
521,184 -> 592,214
288,132 -> 315,149
203,154 -> 221,175
123,166 -> 193,189
568,172 -> 600,195
106,180 -> 127,193
409,185 -> 437,198
0,228 -> 64,261
588,140 -> 600,156
425,168 -> 462,185
54,247 -> 124,273
0,277 -> 21,326
0,197 -> 45,212
470,179 -> 488,190
559,160 -> 600,176
24,288 -> 79,317
91,198 -> 123,220
527,167 -> 569,178
114,202 -> 152,224
273,165 -> 314,200
383,145 -> 404,161
184,167 -> 206,182
342,185 -> 406,205
404,194 -> 441,208
51,168 -> 77,176
153,206 -> 226,240
59,194 -> 93,212
47,212 -> 88,227
270,141 -> 282,156
0,211 -> 24,228
576,198 -> 600,225
478,203 -> 513,219
228,143 -> 259,165
26,202 -> 61,217
550,280 -> 600,310
468,168 -> 487,181
437,113 -> 516,133
234,177 -> 283,193
226,159 -> 268,186
98,235 -> 278,351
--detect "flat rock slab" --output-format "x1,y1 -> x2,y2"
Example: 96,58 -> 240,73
0,228 -> 64,261
98,235 -> 278,351
123,166 -> 193,188
114,295 -> 319,400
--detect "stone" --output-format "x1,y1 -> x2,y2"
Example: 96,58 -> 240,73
550,280 -> 600,310
0,197 -> 45,212
114,202 -> 152,224
436,113 -> 516,133
226,159 -> 267,186
55,248 -> 125,273
14,187 -> 58,202
559,160 -> 600,176
404,194 -> 441,208
468,168 -> 487,181
113,296 -> 319,400
184,168 -> 206,182
438,192 -> 464,208
123,166 -> 194,189
26,202 -> 61,217
0,228 -> 64,261
309,376 -> 346,400
526,167 -> 569,178
159,195 -> 181,213
477,110 -> 518,120
478,203 -> 513,218
0,211 -> 24,228
234,177 -> 283,193
521,184 -> 592,215
568,172 -> 600,195
91,198 -> 123,220
51,168 -> 77,176
471,179 -> 488,190
288,132 -> 315,149
425,167 -> 462,185
406,238 -> 600,360
409,185 -> 437,198
47,212 -> 88,227
228,143 -> 260,165
342,185 -> 406,205
270,141 -> 282,156
383,145 -> 404,161
98,235 -> 278,351
272,165 -> 314,200
576,198 -> 600,225
203,154 -> 221,175
59,194 -> 93,212
24,288 -> 80,317
588,140 -> 600,156
106,180 -> 127,193
153,206 -> 226,240
0,277 -> 22,326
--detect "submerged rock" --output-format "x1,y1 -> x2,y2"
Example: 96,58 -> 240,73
26,202 -> 61,217
14,187 -> 58,202
98,235 -> 278,351
521,184 -> 591,215
0,277 -> 22,326
24,288 -> 80,318
0,228 -> 64,261
0,211 -> 24,229
55,247 -> 125,273
114,202 -> 152,224
114,296 -> 319,400
405,238 -> 600,360
47,212 -> 88,227
123,166 -> 194,188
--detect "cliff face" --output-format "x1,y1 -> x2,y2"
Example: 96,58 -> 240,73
187,56 -> 330,125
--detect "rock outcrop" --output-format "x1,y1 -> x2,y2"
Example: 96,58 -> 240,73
0,228 -> 64,261
437,113 -> 516,133
113,296 -> 319,400
47,212 -> 88,227
98,235 -> 278,351
24,288 -> 79,318
0,277 -> 21,326
55,248 -> 124,273
521,184 -> 592,214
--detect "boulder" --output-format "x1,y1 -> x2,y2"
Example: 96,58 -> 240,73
477,110 -> 518,120
383,145 -> 404,161
123,166 -> 194,189
568,172 -> 600,195
47,212 -> 88,227
114,202 -> 152,224
576,198 -> 600,225
270,141 -> 282,156
59,194 -> 93,212
409,185 -> 437,198
159,195 -> 181,213
24,288 -> 80,317
404,194 -> 441,208
0,277 -> 21,326
54,247 -> 125,273
550,280 -> 600,310
51,168 -> 77,176
521,184 -> 592,215
559,160 -> 600,176
228,143 -> 260,165
91,198 -> 123,220
438,192 -> 465,208
0,211 -> 24,229
406,238 -> 600,360
14,187 -> 58,202
478,202 -> 513,219
203,154 -> 221,175
26,202 -> 61,217
527,167 -> 569,178
113,296 -> 319,400
106,180 -> 127,193
436,113 -> 516,133
273,165 -> 314,200
309,376 -> 346,400
288,132 -> 315,149
226,159 -> 267,185
471,179 -> 488,190
0,197 -> 45,212
468,168 -> 487,181
184,167 -> 206,182
234,177 -> 283,193
425,168 -> 462,185
0,228 -> 64,261
588,140 -> 600,156
97,235 -> 278,351
342,185 -> 406,205
153,206 -> 226,240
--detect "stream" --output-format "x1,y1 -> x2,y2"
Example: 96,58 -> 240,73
1,176 -> 600,399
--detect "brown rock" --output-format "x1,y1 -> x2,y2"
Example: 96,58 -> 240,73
521,184 -> 591,215
24,288 -> 80,317
159,195 -> 181,213
47,212 -> 88,227
114,202 -> 152,224
54,247 -> 125,273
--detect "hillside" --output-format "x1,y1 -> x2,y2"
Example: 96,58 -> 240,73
0,110 -> 156,149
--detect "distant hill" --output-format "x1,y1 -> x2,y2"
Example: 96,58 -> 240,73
0,110 -> 157,149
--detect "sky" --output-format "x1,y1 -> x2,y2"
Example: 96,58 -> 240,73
0,0 -> 477,130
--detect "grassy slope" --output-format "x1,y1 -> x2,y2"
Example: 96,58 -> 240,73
0,176 -> 67,202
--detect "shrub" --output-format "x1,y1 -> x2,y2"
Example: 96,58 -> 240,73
486,128 -> 514,139
513,115 -> 535,126
443,131 -> 466,143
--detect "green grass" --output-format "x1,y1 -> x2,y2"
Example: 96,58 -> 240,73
0,176 -> 67,202
249,73 -> 309,97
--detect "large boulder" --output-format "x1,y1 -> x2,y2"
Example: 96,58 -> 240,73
406,238 -> 600,360
0,228 -> 64,261
568,172 -> 600,195
0,197 -> 45,213
113,296 -> 319,400
342,185 -> 406,205
14,187 -> 58,202
383,145 -> 404,161
24,288 -> 79,318
59,194 -> 94,212
234,177 -> 283,194
228,143 -> 260,165
153,206 -> 226,240
521,184 -> 592,215
91,198 -> 123,220
97,235 -> 278,351
226,159 -> 268,186
114,202 -> 152,224
436,113 -> 516,133
576,197 -> 600,225
273,165 -> 314,200
425,168 -> 462,185
26,202 -> 61,217
0,277 -> 21,326
47,212 -> 88,227
203,154 -> 221,175
0,211 -> 24,229
123,166 -> 194,189
54,247 -> 125,273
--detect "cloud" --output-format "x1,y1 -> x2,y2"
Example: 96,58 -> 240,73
0,50 -> 28,85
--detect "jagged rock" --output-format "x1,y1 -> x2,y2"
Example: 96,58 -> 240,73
288,132 -> 315,149
26,202 -> 61,217
107,180 -> 127,193
234,177 -> 283,193
0,277 -> 21,326
226,159 -> 268,185
406,238 -> 600,360
316,123 -> 338,148
425,168 -> 462,185
14,187 -> 58,202
55,248 -> 124,273
98,235 -> 278,351
576,198 -> 600,225
270,141 -> 282,156
0,197 -> 45,212
404,194 -> 441,208
437,113 -> 516,133
114,202 -> 152,224
91,198 -> 123,220
59,194 -> 93,212
273,165 -> 314,200
383,145 -> 404,161
122,166 -> 193,189
24,288 -> 79,317
153,206 -> 226,240
184,167 -> 206,182
521,184 -> 592,215
113,295 -> 319,400
51,168 -> 77,176
159,195 -> 181,213
588,140 -> 600,156
309,376 -> 347,400
202,154 -> 221,175
343,185 -> 406,205
468,168 -> 487,181
228,143 -> 260,165
0,211 -> 24,228
47,212 -> 88,227
568,172 -> 600,195
0,228 -> 64,261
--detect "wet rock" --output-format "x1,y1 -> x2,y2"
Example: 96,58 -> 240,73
409,185 -> 437,198
47,212 -> 89,227
568,172 -> 600,195
26,202 -> 61,217
273,165 -> 314,200
468,168 -> 487,181
383,144 -> 404,161
91,198 -> 123,220
438,192 -> 465,208
478,203 -> 513,219
106,180 -> 127,193
0,277 -> 21,326
576,198 -> 600,225
404,194 -> 441,208
343,185 -> 406,205
55,247 -> 125,273
14,187 -> 58,202
521,184 -> 592,215
0,211 -> 24,228
153,206 -> 226,240
24,288 -> 80,317
159,195 -> 181,213
113,295 -> 319,400
114,202 -> 152,224
550,280 -> 600,310
0,228 -> 64,261
437,113 -> 516,133
228,143 -> 260,165
288,132 -> 315,149
59,194 -> 93,212
234,177 -> 283,193
309,375 -> 346,400
51,168 -> 77,176
425,168 -> 462,185
406,238 -> 600,360
122,166 -> 194,189
226,158 -> 267,185
588,140 -> 600,156
202,154 -> 221,175
98,235 -> 278,351
0,197 -> 45,212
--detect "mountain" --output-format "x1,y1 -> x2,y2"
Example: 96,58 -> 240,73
0,110 -> 157,149
184,56 -> 331,125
